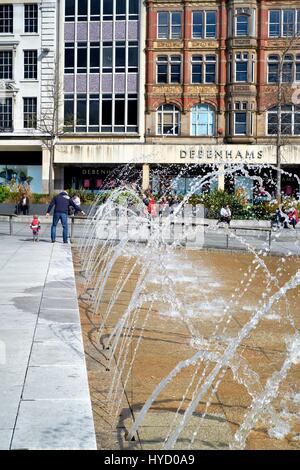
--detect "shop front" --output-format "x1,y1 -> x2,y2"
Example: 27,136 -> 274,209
63,165 -> 142,192
0,151 -> 42,193
54,143 -> 300,198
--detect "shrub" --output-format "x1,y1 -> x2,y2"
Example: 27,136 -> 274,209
0,185 -> 10,203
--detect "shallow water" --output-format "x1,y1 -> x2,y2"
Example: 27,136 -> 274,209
77,247 -> 300,450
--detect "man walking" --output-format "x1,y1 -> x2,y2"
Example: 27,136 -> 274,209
46,191 -> 85,243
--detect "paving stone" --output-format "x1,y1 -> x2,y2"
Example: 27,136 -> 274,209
11,400 -> 96,450
0,430 -> 13,450
23,365 -> 90,400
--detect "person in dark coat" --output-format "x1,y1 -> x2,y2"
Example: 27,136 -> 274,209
19,193 -> 30,215
46,191 -> 85,243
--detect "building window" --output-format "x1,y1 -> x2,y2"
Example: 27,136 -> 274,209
77,42 -> 87,73
268,54 -> 300,83
23,97 -> 37,128
65,0 -> 75,22
0,50 -> 12,79
65,43 -> 75,74
236,13 -> 249,36
157,11 -> 182,39
78,0 -> 88,22
269,9 -> 300,37
64,93 -> 138,133
24,50 -> 38,79
24,4 -> 38,33
90,42 -> 100,73
191,55 -> 216,84
229,52 -> 254,83
0,97 -> 12,131
191,104 -> 215,136
0,5 -> 13,34
192,11 -> 217,39
156,56 -> 181,84
64,94 -> 74,130
267,55 -> 279,83
235,52 -> 249,82
234,102 -> 248,135
157,104 -> 180,136
268,105 -> 300,135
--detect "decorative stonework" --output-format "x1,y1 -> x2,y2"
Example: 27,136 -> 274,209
187,40 -> 218,49
151,85 -> 183,94
153,40 -> 184,49
186,85 -> 218,94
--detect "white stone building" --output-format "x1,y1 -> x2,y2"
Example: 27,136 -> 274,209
0,0 -> 57,193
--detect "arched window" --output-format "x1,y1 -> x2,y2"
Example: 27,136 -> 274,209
157,104 -> 180,135
191,104 -> 215,136
267,104 -> 300,135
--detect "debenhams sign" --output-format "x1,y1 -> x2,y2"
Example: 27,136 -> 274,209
178,145 -> 274,162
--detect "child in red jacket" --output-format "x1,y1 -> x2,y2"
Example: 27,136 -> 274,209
30,215 -> 41,242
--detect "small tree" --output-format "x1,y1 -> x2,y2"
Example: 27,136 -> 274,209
35,61 -> 65,195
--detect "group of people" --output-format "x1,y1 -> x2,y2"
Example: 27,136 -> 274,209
275,205 -> 299,229
28,191 -> 84,243
142,192 -> 181,217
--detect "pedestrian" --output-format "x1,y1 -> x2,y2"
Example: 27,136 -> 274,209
275,205 -> 289,228
217,205 -> 231,226
30,214 -> 41,242
147,193 -> 157,217
46,190 -> 85,243
19,193 -> 30,215
288,207 -> 299,229
69,194 -> 81,215
159,196 -> 168,217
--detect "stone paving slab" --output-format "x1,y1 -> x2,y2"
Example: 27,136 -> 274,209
11,399 -> 96,450
23,365 -> 90,400
0,236 -> 96,450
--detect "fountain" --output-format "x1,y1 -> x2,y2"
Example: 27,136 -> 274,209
76,162 -> 300,450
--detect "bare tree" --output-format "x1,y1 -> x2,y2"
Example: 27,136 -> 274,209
35,61 -> 65,195
265,33 -> 300,200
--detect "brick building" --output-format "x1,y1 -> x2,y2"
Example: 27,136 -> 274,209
138,0 -> 300,196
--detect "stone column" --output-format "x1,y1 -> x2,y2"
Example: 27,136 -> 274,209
142,164 -> 150,191
42,146 -> 51,194
218,164 -> 225,191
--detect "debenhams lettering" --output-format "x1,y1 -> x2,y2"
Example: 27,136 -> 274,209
180,148 -> 263,161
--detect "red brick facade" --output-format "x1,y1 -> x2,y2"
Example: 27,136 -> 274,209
145,0 -> 300,144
